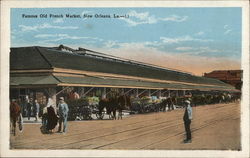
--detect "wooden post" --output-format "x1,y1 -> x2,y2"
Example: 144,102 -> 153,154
78,87 -> 85,97
102,87 -> 106,99
18,88 -> 20,100
158,90 -> 161,98
33,89 -> 36,101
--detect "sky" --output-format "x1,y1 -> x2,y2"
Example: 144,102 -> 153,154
11,8 -> 242,76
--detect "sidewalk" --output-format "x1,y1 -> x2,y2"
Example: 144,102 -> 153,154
22,112 -> 130,123
22,117 -> 42,124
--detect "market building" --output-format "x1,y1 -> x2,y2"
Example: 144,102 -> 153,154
10,45 -> 237,108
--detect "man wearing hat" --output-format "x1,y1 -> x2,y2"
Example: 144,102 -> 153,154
183,100 -> 192,143
57,97 -> 69,133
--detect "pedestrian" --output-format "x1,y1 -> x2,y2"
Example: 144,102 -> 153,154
34,99 -> 40,121
57,97 -> 69,134
27,101 -> 32,120
46,98 -> 58,133
183,100 -> 192,143
24,95 -> 30,117
41,104 -> 48,133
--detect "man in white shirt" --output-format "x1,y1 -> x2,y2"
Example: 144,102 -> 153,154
183,100 -> 192,143
57,97 -> 69,133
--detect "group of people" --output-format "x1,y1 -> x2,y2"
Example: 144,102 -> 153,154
11,94 -> 192,144
10,96 -> 69,135
20,96 -> 40,121
42,97 -> 69,134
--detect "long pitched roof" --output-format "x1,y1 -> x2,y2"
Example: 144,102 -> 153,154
10,46 -> 236,91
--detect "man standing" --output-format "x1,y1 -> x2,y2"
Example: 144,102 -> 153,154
24,95 -> 29,117
26,100 -> 32,120
183,100 -> 192,143
57,97 -> 69,134
34,99 -> 40,121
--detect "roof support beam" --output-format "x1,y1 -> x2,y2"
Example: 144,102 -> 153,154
161,90 -> 168,95
138,89 -> 148,97
161,90 -> 170,97
106,89 -> 113,96
124,88 -> 134,95
151,89 -> 160,96
55,86 -> 71,96
82,87 -> 95,97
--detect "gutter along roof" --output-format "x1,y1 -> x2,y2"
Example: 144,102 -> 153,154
10,46 -> 236,91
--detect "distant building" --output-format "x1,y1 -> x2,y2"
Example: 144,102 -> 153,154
203,70 -> 243,90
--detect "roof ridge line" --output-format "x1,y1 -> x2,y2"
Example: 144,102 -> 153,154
60,45 -> 193,75
35,47 -> 53,68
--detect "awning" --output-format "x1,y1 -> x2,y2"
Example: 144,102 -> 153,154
10,74 -> 237,92
10,75 -> 60,87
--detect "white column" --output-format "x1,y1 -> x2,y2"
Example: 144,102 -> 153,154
157,90 -> 161,98
79,87 -> 85,97
51,88 -> 57,105
45,87 -> 57,105
102,87 -> 106,99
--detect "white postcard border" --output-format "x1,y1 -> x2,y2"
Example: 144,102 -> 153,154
1,1 -> 249,157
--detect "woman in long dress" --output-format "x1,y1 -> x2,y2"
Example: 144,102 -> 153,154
46,98 -> 58,133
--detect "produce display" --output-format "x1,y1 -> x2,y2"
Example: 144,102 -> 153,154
67,97 -> 99,121
87,96 -> 99,106
130,96 -> 165,114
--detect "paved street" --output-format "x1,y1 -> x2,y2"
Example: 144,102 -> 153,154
10,102 -> 240,150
